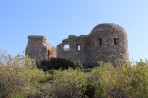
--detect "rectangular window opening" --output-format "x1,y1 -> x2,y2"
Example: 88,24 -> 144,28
114,38 -> 119,45
63,44 -> 70,51
77,44 -> 80,50
99,38 -> 102,45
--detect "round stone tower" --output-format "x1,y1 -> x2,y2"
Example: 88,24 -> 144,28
88,23 -> 129,66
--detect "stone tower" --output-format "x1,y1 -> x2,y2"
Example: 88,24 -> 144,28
88,23 -> 129,66
57,23 -> 129,66
25,35 -> 56,63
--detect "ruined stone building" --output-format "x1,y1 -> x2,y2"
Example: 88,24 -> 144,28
25,35 -> 56,63
25,23 -> 129,66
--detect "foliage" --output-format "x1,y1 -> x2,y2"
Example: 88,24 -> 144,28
87,62 -> 118,97
86,60 -> 148,98
0,51 -> 48,98
1,50 -> 148,97
50,69 -> 88,98
40,58 -> 81,70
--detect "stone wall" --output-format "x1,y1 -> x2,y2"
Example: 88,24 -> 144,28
57,23 -> 129,66
57,35 -> 89,65
25,35 -> 56,63
25,23 -> 129,67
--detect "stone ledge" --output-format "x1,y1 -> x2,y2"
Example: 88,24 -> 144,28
28,35 -> 45,39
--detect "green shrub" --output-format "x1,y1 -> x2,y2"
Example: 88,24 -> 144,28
0,51 -> 48,98
127,61 -> 148,98
2,50 -> 148,97
10,92 -> 24,98
113,60 -> 148,98
0,51 -> 36,67
51,69 -> 88,98
87,62 -> 117,97
0,64 -> 48,98
84,83 -> 96,98
40,58 -> 78,70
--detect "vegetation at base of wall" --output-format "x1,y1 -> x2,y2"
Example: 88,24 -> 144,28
1,51 -> 148,97
39,58 -> 83,70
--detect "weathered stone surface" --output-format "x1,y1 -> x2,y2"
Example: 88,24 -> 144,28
25,35 -> 56,63
57,23 -> 129,66
25,23 -> 129,67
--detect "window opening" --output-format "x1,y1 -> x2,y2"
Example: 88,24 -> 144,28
63,44 -> 70,51
114,38 -> 119,45
99,38 -> 102,45
77,44 -> 80,50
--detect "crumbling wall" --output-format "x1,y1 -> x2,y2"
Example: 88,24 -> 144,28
25,35 -> 56,63
57,35 -> 89,65
57,23 -> 129,66
25,23 -> 129,67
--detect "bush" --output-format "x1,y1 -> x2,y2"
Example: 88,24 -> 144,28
0,51 -> 48,98
2,50 -> 148,97
87,62 -> 117,97
40,58 -> 79,70
86,60 -> 148,98
0,64 -> 49,98
51,69 -> 88,98
118,61 -> 148,98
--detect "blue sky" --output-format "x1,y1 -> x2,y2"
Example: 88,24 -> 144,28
0,0 -> 148,61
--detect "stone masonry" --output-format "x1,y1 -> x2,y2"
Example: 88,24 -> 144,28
25,23 -> 129,66
25,35 -> 56,63
57,23 -> 129,66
